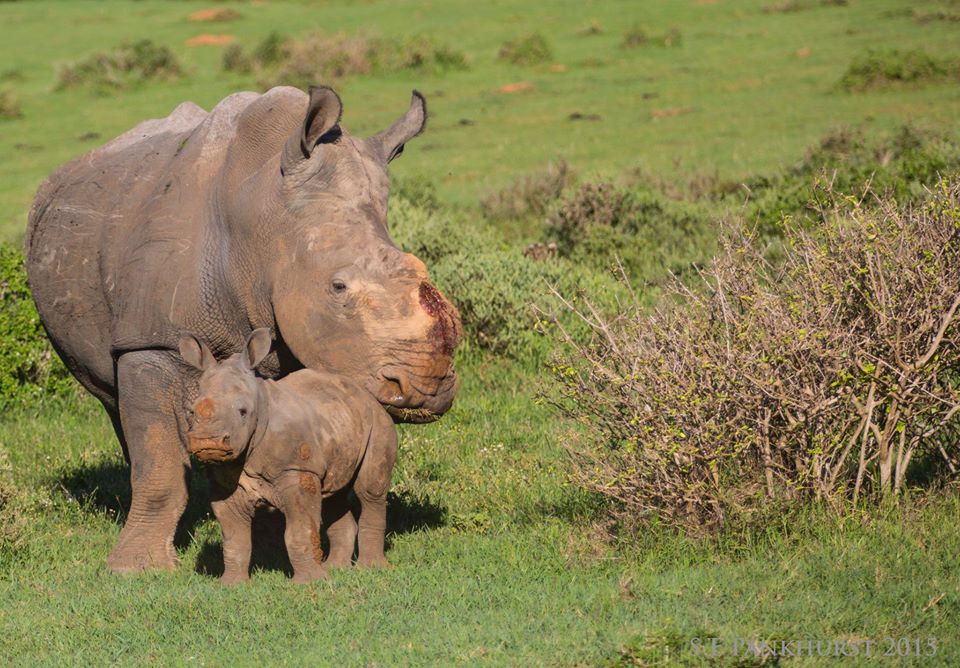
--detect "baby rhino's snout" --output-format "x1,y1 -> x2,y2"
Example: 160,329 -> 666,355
186,396 -> 234,462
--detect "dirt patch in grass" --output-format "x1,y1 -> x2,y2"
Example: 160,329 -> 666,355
498,81 -> 533,94
56,40 -> 182,92
650,106 -> 694,119
186,34 -> 235,47
188,8 -> 242,22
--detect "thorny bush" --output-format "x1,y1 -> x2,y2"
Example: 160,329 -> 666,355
547,179 -> 960,532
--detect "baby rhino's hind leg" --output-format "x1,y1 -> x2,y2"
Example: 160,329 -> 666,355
322,489 -> 357,568
279,472 -> 328,583
354,420 -> 398,568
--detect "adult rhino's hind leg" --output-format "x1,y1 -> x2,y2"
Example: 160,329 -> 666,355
107,350 -> 190,573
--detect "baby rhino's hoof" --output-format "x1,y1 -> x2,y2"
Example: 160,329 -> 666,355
220,573 -> 250,586
292,566 -> 329,584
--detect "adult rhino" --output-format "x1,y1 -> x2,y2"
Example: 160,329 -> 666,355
25,86 -> 461,573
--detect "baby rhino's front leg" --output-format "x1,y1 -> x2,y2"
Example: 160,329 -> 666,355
279,471 -> 327,583
211,493 -> 255,586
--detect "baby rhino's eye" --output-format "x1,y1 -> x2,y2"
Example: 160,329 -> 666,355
239,407 -> 248,418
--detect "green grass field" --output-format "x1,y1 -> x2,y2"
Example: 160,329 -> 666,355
2,0 -> 960,665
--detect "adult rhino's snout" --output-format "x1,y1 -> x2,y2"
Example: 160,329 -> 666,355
419,281 -> 461,356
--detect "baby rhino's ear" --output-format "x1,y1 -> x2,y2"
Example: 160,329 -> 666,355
244,328 -> 272,369
179,334 -> 215,370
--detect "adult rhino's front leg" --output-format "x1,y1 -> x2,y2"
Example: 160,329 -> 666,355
107,350 -> 191,573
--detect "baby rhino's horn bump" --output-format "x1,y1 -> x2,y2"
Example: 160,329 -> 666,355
196,397 -> 215,419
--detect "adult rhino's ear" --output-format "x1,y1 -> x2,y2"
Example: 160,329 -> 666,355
244,328 -> 272,369
281,86 -> 343,176
370,90 -> 427,164
178,334 -> 215,371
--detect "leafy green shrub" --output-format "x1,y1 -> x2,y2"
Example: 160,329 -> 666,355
431,250 -> 621,362
0,243 -> 75,408
56,40 -> 182,92
837,48 -> 953,92
389,197 -> 622,362
389,196 -> 500,266
228,31 -> 468,86
0,88 -> 21,119
544,182 -> 713,283
481,160 -> 574,221
497,33 -> 553,65
550,179 -> 960,531
745,125 -> 960,238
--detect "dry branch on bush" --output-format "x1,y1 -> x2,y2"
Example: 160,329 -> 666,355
546,180 -> 960,531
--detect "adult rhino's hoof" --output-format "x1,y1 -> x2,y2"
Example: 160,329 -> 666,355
220,573 -> 250,586
106,542 -> 178,574
291,566 -> 329,583
355,554 -> 390,569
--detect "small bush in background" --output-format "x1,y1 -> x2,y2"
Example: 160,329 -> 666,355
0,89 -> 21,119
498,33 -> 553,65
225,31 -> 468,87
621,26 -> 682,49
548,179 -> 960,531
56,40 -> 182,92
0,244 -> 75,409
544,181 -> 712,284
222,44 -> 252,73
763,0 -> 847,13
481,160 -> 574,221
745,124 -> 960,238
837,48 -> 953,92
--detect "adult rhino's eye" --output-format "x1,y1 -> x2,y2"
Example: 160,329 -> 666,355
239,408 -> 247,418
331,280 -> 347,293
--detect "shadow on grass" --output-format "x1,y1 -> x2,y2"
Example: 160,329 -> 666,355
56,459 -> 214,550
58,460 -> 448,578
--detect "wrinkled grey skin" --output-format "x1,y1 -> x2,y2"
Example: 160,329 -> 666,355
180,329 -> 396,584
25,86 -> 461,573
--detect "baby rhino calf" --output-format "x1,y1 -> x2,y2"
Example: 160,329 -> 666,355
179,329 -> 397,584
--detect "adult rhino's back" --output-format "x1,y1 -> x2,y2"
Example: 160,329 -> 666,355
25,94 -> 256,406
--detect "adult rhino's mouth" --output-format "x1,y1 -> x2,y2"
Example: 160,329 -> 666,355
376,369 -> 459,423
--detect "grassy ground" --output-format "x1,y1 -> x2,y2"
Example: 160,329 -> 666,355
3,355 -> 959,666
3,0 -> 960,665
1,0 -> 960,242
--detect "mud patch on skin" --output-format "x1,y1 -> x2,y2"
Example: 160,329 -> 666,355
196,397 -> 215,418
299,444 -> 311,461
299,471 -> 318,495
187,435 -> 232,462
309,521 -> 324,564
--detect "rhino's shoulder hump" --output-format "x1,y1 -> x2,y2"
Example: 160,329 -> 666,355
97,101 -> 209,157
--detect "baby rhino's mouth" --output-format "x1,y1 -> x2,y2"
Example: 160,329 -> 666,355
187,434 -> 233,462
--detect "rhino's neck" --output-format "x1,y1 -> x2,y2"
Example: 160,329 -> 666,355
245,378 -> 274,457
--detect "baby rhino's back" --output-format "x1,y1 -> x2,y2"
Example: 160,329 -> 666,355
264,370 -> 391,490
